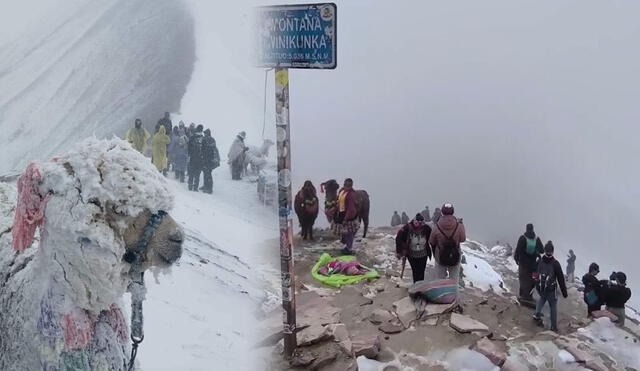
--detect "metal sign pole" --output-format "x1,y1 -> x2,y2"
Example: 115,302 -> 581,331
275,67 -> 296,357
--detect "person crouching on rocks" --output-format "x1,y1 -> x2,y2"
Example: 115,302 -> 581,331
604,272 -> 632,326
396,213 -> 432,283
532,241 -> 568,333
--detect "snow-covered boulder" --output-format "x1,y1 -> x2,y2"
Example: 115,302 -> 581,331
0,138 -> 184,370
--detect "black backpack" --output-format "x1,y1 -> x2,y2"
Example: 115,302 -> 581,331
537,259 -> 557,293
436,223 -> 460,267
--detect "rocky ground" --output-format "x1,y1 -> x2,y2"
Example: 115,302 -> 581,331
257,227 -> 640,371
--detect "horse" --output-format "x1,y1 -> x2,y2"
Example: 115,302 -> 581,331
320,179 -> 370,238
243,139 -> 275,175
294,181 -> 319,240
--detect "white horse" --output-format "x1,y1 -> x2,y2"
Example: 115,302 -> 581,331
243,139 -> 275,176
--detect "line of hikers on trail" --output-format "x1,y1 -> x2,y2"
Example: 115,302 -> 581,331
391,206 -> 441,227
391,212 -> 632,333
125,112 -> 252,193
394,204 -> 466,298
514,223 -> 632,331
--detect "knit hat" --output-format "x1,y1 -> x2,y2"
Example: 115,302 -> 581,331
442,203 -> 454,215
415,213 -> 424,222
544,241 -> 554,253
589,262 -> 600,273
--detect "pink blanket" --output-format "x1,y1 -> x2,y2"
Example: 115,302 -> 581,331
318,261 -> 371,276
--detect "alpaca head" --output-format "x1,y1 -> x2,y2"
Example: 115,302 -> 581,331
262,139 -> 275,156
11,137 -> 183,311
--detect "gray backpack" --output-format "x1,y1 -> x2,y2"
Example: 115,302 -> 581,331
537,259 -> 557,293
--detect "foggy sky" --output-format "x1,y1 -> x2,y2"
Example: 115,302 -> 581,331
282,0 -> 640,281
2,0 -> 638,297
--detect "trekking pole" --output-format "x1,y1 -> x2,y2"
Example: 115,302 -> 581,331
400,256 -> 407,279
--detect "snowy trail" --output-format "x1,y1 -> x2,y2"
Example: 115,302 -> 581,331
132,171 -> 277,370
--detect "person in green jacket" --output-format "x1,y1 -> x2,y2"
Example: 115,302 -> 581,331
152,126 -> 171,175
126,119 -> 151,154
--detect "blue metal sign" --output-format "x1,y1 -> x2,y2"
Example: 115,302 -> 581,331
256,3 -> 337,69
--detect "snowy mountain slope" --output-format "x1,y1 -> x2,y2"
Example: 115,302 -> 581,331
127,169 -> 278,370
0,0 -> 195,175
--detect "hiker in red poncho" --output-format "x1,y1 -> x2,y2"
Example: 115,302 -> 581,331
333,178 -> 360,255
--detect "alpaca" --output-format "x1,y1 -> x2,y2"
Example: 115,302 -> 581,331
0,138 -> 184,370
243,139 -> 275,175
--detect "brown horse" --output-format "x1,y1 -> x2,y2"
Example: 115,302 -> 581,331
320,179 -> 370,238
294,181 -> 319,240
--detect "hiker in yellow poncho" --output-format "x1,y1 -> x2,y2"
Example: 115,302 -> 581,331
152,126 -> 171,175
126,119 -> 151,154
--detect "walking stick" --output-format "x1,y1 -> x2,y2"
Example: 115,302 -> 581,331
400,256 -> 407,279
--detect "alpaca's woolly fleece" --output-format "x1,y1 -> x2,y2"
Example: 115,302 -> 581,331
0,137 -> 175,370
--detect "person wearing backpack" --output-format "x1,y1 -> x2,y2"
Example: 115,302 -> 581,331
428,203 -> 466,290
514,223 -> 544,306
396,213 -> 432,283
187,125 -> 205,192
603,272 -> 631,326
532,241 -> 568,332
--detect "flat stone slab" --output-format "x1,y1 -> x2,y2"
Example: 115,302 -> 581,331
328,323 -> 352,355
450,313 -> 490,333
379,322 -> 404,334
369,309 -> 395,325
393,296 -> 417,326
352,335 -> 382,359
298,298 -> 341,328
423,317 -> 439,326
422,302 -> 458,318
591,310 -> 619,322
471,338 -> 507,367
298,324 -> 332,346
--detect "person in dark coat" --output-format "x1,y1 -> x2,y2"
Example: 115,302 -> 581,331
391,211 -> 402,227
514,223 -> 544,305
396,213 -> 432,283
532,242 -> 568,332
566,249 -> 576,283
582,263 -> 608,317
172,128 -> 189,183
187,125 -> 205,192
421,206 -> 431,222
432,208 -> 442,224
201,129 -> 220,194
156,112 -> 173,134
604,272 -> 632,326
401,212 -> 410,225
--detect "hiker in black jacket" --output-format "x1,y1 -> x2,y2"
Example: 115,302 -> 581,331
532,241 -> 568,332
582,263 -> 608,317
514,223 -> 544,305
604,272 -> 632,326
